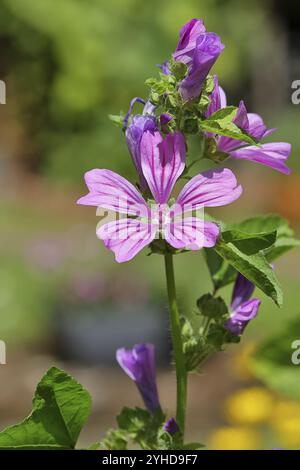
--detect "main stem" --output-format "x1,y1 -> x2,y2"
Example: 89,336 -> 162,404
164,253 -> 187,438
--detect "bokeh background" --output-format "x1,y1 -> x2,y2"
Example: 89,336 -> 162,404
0,0 -> 300,449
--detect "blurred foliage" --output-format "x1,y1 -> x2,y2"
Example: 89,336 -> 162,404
250,318 -> 300,401
0,0 -> 273,182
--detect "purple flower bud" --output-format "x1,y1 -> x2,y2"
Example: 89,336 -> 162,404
225,274 -> 261,335
173,19 -> 224,101
178,33 -> 224,101
126,113 -> 156,190
163,417 -> 180,435
225,298 -> 261,335
116,343 -> 161,413
205,75 -> 226,118
173,19 -> 206,65
160,113 -> 173,130
231,273 -> 255,311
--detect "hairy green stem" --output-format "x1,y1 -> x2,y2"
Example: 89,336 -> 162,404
164,253 -> 187,439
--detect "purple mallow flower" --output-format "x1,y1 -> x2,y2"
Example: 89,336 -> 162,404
206,76 -> 291,174
116,343 -> 161,413
225,273 -> 261,335
173,19 -> 224,101
163,417 -> 180,435
77,129 -> 242,262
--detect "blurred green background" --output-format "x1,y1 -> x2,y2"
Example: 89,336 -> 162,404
0,0 -> 299,449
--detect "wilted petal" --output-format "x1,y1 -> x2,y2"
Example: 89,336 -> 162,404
179,32 -> 224,101
165,218 -> 219,251
229,143 -> 291,174
77,169 -> 149,216
205,75 -> 226,118
140,130 -> 186,203
231,273 -> 255,311
142,101 -> 156,115
123,97 -> 146,130
116,343 -> 161,412
97,218 -> 155,263
173,18 -> 206,65
225,299 -> 261,335
173,168 -> 242,214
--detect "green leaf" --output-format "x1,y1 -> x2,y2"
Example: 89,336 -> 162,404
196,293 -> 228,318
199,106 -> 257,145
87,442 -> 101,450
108,113 -> 125,128
203,248 -> 237,291
0,367 -> 91,449
102,429 -> 128,450
250,318 -> 300,401
204,214 -> 297,295
213,239 -> 283,306
231,214 -> 300,261
117,407 -> 165,450
182,442 -> 205,450
221,229 -> 277,255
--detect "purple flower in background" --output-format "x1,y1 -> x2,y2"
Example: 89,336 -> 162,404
77,129 -> 242,262
157,61 -> 171,75
225,273 -> 261,335
206,77 -> 291,174
173,19 -> 224,101
116,343 -> 161,413
163,417 -> 180,435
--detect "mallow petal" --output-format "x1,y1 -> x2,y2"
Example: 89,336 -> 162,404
116,343 -> 161,412
231,273 -> 255,311
225,299 -> 261,336
173,168 -> 242,214
77,169 -> 149,216
96,218 -> 155,263
140,130 -> 186,204
173,18 -> 206,65
179,32 -> 224,101
229,143 -> 291,174
247,113 -> 276,140
165,218 -> 219,251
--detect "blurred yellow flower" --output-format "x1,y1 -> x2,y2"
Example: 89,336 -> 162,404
233,343 -> 256,380
210,426 -> 261,450
270,401 -> 300,448
224,387 -> 274,425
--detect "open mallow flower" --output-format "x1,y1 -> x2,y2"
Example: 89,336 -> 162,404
116,343 -> 161,413
225,273 -> 261,335
77,129 -> 242,263
206,76 -> 291,174
173,19 -> 224,101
